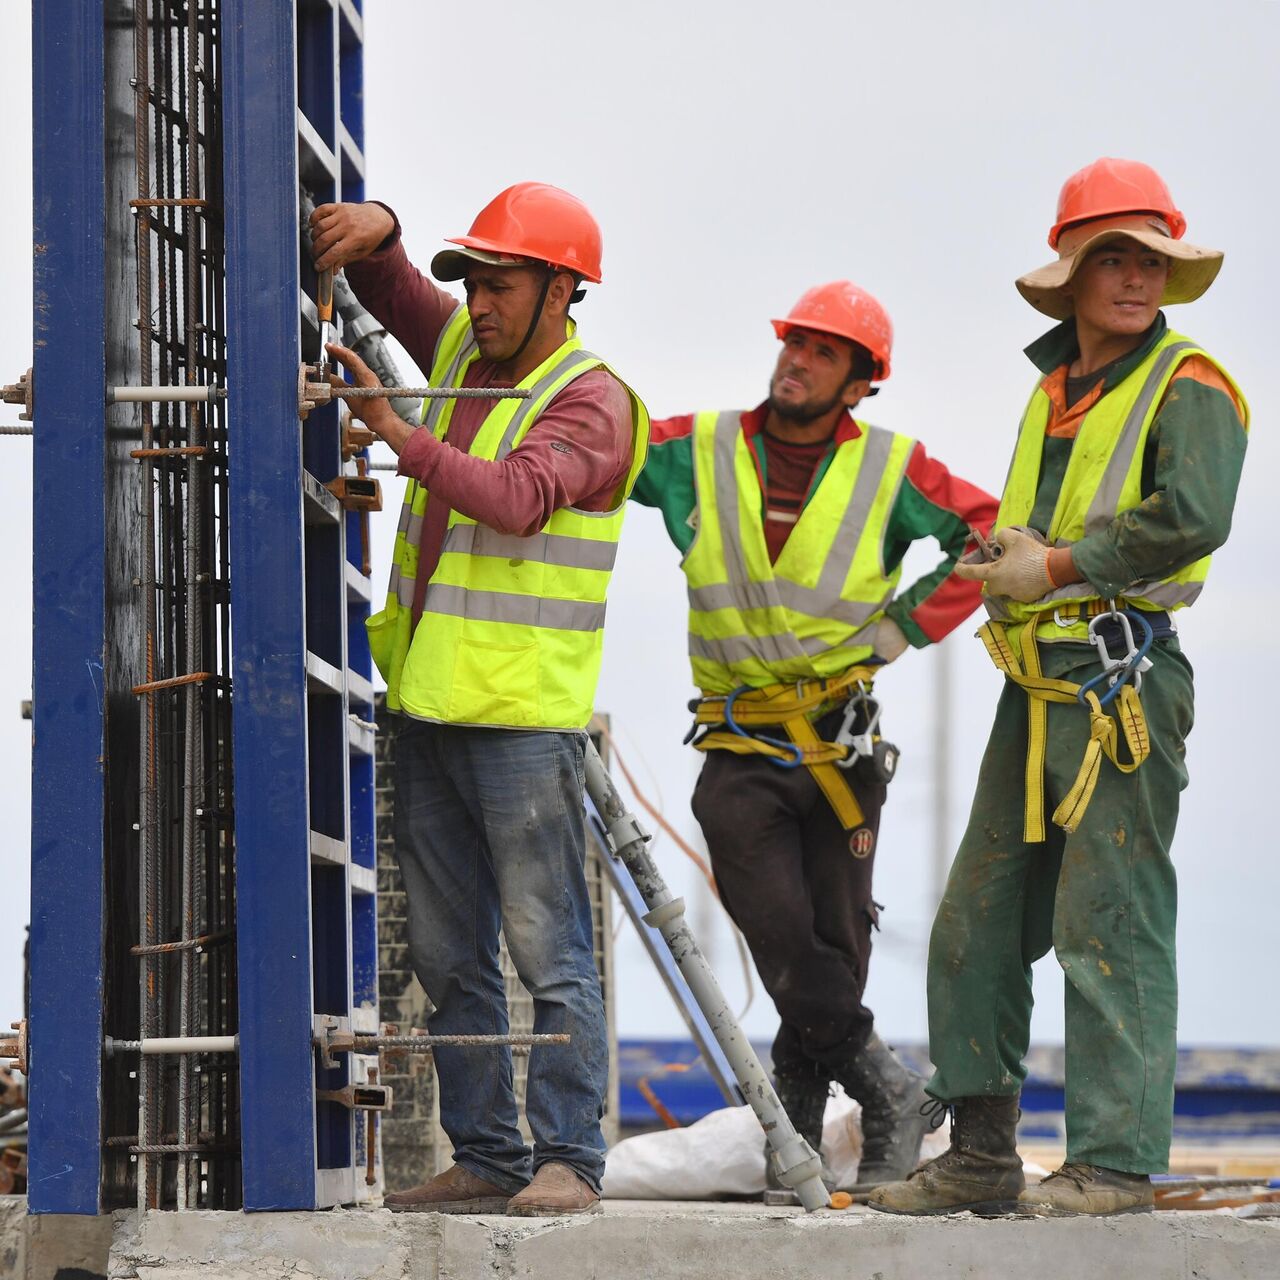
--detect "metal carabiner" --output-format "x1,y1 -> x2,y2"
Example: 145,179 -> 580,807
1080,609 -> 1155,707
834,681 -> 882,769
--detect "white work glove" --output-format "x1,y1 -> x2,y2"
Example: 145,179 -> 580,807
870,617 -> 910,664
954,526 -> 1053,603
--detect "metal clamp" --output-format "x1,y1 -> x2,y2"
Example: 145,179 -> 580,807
833,683 -> 881,767
0,1021 -> 27,1075
1,369 -> 33,421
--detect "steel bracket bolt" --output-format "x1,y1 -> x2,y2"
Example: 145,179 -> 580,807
0,1020 -> 28,1075
314,1016 -> 355,1071
1,369 -> 33,422
297,362 -> 333,421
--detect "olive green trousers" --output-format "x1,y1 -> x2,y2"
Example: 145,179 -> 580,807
926,640 -> 1194,1173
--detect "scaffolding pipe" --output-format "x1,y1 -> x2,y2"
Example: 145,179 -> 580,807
582,740 -> 831,1213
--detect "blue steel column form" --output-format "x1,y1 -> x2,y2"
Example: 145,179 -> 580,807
222,1 -> 318,1210
28,0 -> 108,1216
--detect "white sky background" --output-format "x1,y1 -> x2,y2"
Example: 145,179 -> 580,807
1,1 -> 1276,1054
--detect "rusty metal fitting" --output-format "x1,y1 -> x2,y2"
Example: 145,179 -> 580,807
325,474 -> 382,513
0,1021 -> 28,1075
297,362 -> 334,420
1,369 -> 32,422
316,1083 -> 394,1112
341,414 -> 377,460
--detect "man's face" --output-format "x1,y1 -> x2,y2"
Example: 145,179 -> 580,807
1066,238 -> 1170,340
768,328 -> 862,423
463,263 -> 550,362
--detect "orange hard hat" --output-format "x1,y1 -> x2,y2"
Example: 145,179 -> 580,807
771,281 -> 893,381
1048,158 -> 1187,250
431,182 -> 604,283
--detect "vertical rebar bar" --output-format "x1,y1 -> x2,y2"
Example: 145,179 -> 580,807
133,0 -> 160,1213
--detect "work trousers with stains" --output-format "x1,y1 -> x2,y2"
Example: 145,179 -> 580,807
927,640 -> 1194,1173
393,718 -> 609,1193
692,708 -> 888,1079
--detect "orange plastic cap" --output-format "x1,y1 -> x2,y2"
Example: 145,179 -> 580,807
1048,158 -> 1187,250
771,281 -> 893,381
442,182 -> 603,283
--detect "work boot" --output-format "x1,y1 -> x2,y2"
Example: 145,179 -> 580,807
832,1033 -> 931,1188
766,1067 -> 836,1192
1018,1163 -> 1153,1216
506,1162 -> 601,1217
385,1163 -> 511,1214
866,1094 -> 1024,1216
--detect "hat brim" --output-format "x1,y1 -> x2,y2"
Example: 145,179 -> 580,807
430,244 -> 535,281
1015,227 -> 1223,320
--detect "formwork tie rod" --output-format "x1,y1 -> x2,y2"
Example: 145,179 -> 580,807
110,384 -> 531,402
104,1032 -> 569,1056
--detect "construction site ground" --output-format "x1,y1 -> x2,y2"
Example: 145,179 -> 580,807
5,1194 -> 1280,1280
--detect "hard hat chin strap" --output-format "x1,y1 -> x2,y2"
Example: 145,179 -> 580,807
506,267 -> 556,367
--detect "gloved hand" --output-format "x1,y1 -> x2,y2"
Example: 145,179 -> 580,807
954,526 -> 1052,603
870,617 -> 909,664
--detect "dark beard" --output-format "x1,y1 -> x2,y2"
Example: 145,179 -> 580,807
766,385 -> 845,424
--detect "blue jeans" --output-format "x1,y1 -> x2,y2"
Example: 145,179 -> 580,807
393,718 -> 609,1193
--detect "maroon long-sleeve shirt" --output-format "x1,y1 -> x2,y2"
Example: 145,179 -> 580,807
344,209 -> 634,628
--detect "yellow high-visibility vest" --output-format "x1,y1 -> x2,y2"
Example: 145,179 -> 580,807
366,304 -> 650,728
681,409 -> 915,694
989,329 -> 1249,641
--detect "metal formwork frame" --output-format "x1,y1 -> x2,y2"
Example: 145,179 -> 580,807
223,0 -> 376,1211
29,0 -> 377,1213
28,0 -> 109,1217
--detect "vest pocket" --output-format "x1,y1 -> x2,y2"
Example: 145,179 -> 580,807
446,636 -> 541,726
365,607 -> 395,681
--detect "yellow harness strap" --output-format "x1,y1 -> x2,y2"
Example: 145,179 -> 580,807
691,666 -> 879,831
978,614 -> 1150,842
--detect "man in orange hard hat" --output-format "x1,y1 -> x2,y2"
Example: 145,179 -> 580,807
632,282 -> 998,1194
311,185 -> 649,1216
870,159 -> 1249,1217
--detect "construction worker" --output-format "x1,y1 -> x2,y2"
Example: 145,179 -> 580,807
869,159 -> 1249,1218
632,282 -> 998,1191
311,184 -> 649,1216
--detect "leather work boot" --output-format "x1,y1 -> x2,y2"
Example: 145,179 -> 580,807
385,1163 -> 512,1214
867,1094 -> 1025,1215
1019,1162 -> 1154,1216
832,1033 -> 931,1188
506,1161 -> 601,1216
766,1067 -> 836,1192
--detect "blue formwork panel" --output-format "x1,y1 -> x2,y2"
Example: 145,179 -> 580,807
224,0 -> 375,1210
28,0 -> 108,1216
223,0 -> 318,1211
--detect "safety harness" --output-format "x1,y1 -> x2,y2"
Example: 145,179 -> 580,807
686,664 -> 897,831
977,601 -> 1154,842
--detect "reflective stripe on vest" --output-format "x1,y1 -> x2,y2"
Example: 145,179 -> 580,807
988,330 -> 1249,637
367,304 -> 650,727
681,408 -> 913,693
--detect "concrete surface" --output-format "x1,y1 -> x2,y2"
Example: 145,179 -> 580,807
105,1200 -> 1280,1280
0,1195 -> 112,1280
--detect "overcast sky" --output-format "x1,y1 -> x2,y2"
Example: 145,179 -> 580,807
1,1 -> 1276,1055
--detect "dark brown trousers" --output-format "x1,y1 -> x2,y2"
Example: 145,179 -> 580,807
691,712 -> 887,1078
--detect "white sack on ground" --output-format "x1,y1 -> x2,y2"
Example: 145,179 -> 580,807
603,1087 -> 954,1200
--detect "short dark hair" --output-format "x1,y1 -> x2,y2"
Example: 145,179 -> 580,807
847,342 -> 877,384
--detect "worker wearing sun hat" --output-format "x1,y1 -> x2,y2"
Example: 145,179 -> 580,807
869,158 -> 1249,1218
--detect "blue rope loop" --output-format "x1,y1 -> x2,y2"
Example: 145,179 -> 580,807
1077,609 -> 1155,709
723,685 -> 805,769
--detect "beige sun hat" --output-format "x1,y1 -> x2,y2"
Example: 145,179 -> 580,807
1016,214 -> 1224,320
